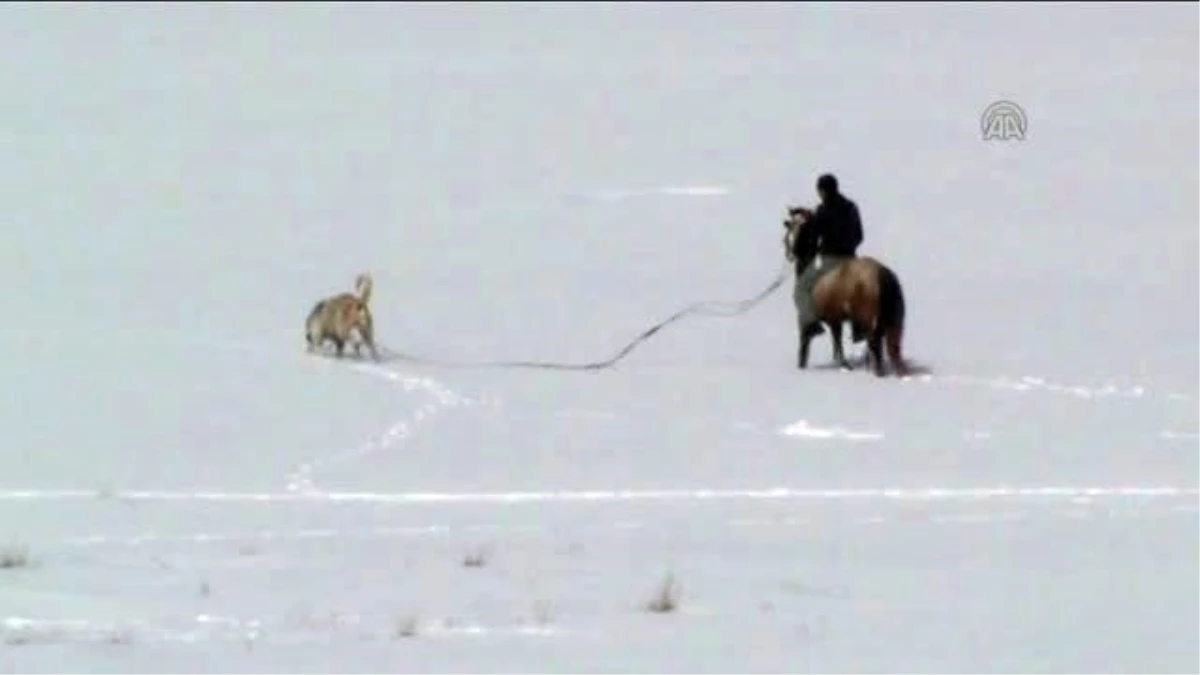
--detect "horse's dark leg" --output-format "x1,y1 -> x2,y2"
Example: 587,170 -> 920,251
868,331 -> 885,377
885,325 -> 908,377
798,319 -> 825,369
797,309 -> 812,369
333,336 -> 346,358
829,322 -> 850,370
851,321 -> 866,343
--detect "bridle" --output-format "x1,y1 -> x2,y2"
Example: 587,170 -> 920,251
782,207 -> 815,268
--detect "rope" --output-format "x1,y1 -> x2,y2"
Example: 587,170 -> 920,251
374,261 -> 793,372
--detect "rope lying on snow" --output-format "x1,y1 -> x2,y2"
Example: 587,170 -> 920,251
371,262 -> 793,372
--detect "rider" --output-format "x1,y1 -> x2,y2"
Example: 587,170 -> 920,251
790,173 -> 864,339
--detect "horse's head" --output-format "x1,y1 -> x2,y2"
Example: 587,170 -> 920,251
789,205 -> 814,219
782,206 -> 816,266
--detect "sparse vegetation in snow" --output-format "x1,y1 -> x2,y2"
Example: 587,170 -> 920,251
0,544 -> 30,569
462,547 -> 488,568
646,571 -> 680,613
394,616 -> 420,639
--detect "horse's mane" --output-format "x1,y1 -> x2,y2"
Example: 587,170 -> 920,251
785,209 -> 819,269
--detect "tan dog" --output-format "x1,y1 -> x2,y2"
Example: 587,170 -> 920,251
305,273 -> 380,360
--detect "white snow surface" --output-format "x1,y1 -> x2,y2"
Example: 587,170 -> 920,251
0,3 -> 1196,673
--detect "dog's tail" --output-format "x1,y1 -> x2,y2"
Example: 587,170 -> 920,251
305,299 -> 327,348
876,264 -> 907,375
354,273 -> 373,305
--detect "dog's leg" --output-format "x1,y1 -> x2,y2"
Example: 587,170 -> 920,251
310,328 -> 330,353
308,330 -> 326,355
358,315 -> 381,361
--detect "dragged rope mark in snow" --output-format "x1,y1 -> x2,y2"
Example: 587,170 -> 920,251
3,485 -> 1195,505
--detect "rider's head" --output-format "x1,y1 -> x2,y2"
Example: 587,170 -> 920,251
816,173 -> 839,202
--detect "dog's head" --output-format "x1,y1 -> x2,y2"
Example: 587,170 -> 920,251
354,273 -> 374,304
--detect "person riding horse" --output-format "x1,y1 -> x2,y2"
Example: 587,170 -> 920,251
785,173 -> 864,343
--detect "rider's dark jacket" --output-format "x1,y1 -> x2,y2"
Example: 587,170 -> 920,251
790,192 -> 863,271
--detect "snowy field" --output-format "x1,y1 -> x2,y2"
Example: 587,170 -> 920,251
1,3 -> 1197,672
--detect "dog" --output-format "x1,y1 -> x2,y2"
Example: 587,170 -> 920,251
305,273 -> 380,361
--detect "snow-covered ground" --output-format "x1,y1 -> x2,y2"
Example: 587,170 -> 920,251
1,3 -> 1196,672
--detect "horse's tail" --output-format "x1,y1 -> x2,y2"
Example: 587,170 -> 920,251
876,264 -> 907,375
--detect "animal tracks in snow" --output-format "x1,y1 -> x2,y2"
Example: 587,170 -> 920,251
1158,430 -> 1199,442
8,485 -> 1187,506
284,361 -> 484,494
0,614 -> 567,649
33,493 -> 1196,553
779,419 -> 884,442
902,372 -> 1191,402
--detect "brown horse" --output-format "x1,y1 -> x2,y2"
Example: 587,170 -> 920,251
783,209 -> 909,377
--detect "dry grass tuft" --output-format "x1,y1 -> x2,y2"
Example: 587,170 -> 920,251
0,544 -> 30,569
646,571 -> 680,613
394,616 -> 420,639
532,600 -> 555,627
462,547 -> 488,568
